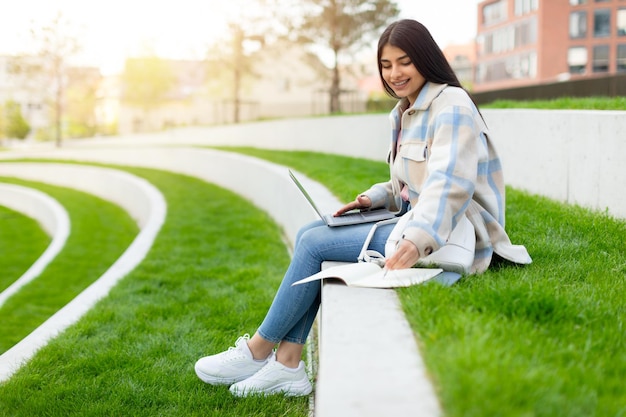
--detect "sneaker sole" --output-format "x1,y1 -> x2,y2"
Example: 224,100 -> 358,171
195,365 -> 254,386
230,379 -> 313,397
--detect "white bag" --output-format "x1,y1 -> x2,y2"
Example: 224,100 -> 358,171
384,213 -> 476,274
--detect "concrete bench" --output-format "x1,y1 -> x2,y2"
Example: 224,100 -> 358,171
0,183 -> 70,308
0,163 -> 166,382
0,149 -> 442,415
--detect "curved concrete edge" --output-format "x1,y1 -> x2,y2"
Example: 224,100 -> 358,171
0,163 -> 154,228
0,183 -> 71,308
0,148 -> 326,243
0,149 -> 441,416
0,164 -> 167,383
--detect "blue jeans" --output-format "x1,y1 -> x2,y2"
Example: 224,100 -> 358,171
257,219 -> 396,345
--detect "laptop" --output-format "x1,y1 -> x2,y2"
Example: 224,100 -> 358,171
289,170 -> 398,227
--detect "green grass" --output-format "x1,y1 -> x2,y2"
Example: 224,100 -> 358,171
482,96 -> 626,110
209,147 -> 626,417
0,166 -> 308,416
1,151 -> 624,416
210,147 -> 389,202
0,177 -> 139,353
0,205 -> 50,293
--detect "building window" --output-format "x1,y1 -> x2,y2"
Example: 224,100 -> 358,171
570,0 -> 587,4
475,51 -> 537,83
568,47 -> 588,74
515,0 -> 538,16
483,0 -> 508,27
592,45 -> 610,72
479,17 -> 538,56
594,0 -> 610,2
617,45 -> 626,72
570,11 -> 588,38
515,17 -> 538,47
594,9 -> 611,37
618,9 -> 626,36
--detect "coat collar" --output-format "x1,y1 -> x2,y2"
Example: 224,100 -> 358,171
393,82 -> 449,113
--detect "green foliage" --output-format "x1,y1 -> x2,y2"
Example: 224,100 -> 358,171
64,67 -> 100,139
483,96 -> 626,110
2,100 -> 31,140
284,0 -> 400,113
121,57 -> 176,109
366,91 -> 396,113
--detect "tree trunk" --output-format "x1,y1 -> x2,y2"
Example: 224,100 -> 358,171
330,50 -> 341,114
55,70 -> 63,147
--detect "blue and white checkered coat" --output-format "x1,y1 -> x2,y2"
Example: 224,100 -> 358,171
363,82 -> 531,273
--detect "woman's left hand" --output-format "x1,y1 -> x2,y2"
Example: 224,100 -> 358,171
385,239 -> 421,270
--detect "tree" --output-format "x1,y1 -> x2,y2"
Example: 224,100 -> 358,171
204,3 -> 272,124
282,0 -> 399,113
120,56 -> 175,132
65,67 -> 101,138
3,100 -> 31,140
30,12 -> 82,147
228,25 -> 265,123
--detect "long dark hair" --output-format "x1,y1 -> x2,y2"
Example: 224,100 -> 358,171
377,19 -> 463,99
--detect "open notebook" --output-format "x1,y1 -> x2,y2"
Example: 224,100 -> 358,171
292,262 -> 443,288
289,170 -> 397,227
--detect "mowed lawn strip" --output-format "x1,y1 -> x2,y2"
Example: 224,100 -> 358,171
211,147 -> 626,417
0,177 -> 138,353
0,204 -> 50,293
0,166 -> 309,417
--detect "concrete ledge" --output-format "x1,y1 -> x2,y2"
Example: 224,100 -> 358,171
0,151 -> 441,414
316,268 -> 441,417
0,163 -> 166,382
0,183 -> 70,308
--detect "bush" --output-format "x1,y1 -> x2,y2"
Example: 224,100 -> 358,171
4,100 -> 31,140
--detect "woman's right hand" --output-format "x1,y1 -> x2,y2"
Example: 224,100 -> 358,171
333,195 -> 372,217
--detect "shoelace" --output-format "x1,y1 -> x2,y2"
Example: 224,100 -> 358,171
228,334 -> 251,351
222,334 -> 251,362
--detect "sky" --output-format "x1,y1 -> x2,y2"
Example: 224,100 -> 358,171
0,0 -> 481,75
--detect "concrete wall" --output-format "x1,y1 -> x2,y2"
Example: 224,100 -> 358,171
158,109 -> 624,219
3,109 -> 625,218
483,109 -> 625,220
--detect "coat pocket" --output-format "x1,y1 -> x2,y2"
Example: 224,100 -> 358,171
398,141 -> 428,162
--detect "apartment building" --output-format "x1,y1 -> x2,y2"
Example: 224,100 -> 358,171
474,0 -> 626,92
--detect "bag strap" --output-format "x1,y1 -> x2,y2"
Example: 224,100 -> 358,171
357,217 -> 401,266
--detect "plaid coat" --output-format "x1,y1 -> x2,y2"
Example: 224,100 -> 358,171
362,82 -> 531,273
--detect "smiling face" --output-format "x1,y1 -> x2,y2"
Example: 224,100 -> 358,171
380,43 -> 426,106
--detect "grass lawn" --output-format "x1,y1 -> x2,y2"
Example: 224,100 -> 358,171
211,147 -> 626,417
0,166 -> 308,417
482,96 -> 626,110
1,150 -> 624,416
0,177 -> 139,354
0,205 -> 50,293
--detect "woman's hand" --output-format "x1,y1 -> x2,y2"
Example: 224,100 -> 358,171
333,195 -> 372,217
385,239 -> 421,270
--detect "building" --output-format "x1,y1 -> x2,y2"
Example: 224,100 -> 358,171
442,43 -> 477,88
474,0 -> 626,92
0,55 -> 49,137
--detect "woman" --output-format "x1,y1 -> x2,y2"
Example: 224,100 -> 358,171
194,19 -> 531,397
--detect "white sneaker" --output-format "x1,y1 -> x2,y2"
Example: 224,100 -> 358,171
229,355 -> 313,397
195,334 -> 270,385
